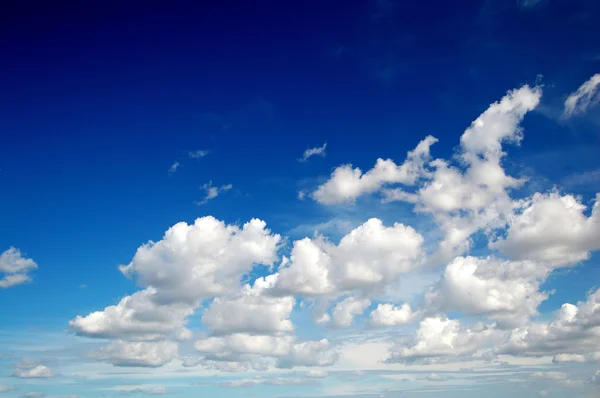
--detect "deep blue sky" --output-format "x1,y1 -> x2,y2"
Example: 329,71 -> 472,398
1,1 -> 600,397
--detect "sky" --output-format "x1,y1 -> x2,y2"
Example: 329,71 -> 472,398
1,0 -> 600,397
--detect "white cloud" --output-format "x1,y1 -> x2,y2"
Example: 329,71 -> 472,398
13,365 -> 54,379
168,161 -> 181,174
196,181 -> 233,205
312,136 -> 437,204
369,303 -> 418,327
331,296 -> 371,328
530,371 -> 567,381
273,218 -> 423,296
276,338 -> 339,368
72,217 -> 281,342
499,288 -> 600,357
299,143 -> 327,162
90,340 -> 178,367
0,247 -> 37,289
490,192 -> 600,267
201,274 -> 295,335
425,256 -> 550,328
563,73 -> 600,118
386,316 -> 501,364
188,149 -> 209,159
553,352 -> 600,363
592,370 -> 600,384
305,369 -> 328,378
120,386 -> 169,395
0,385 -> 17,393
423,373 -> 447,382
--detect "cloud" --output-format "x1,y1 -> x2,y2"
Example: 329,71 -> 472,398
305,369 -> 328,378
188,149 -> 209,159
386,317 -> 501,364
423,373 -> 448,382
331,296 -> 371,328
273,218 -> 423,297
312,136 -> 437,204
201,274 -> 295,335
563,73 -> 600,118
120,386 -> 170,395
0,247 -> 37,289
71,217 -> 280,343
369,303 -> 419,327
299,143 -> 327,162
490,192 -> 600,267
168,161 -> 181,174
0,386 -> 17,393
90,340 -> 178,367
425,256 -> 550,328
13,365 -> 54,379
530,371 -> 567,381
20,393 -> 44,398
498,287 -> 600,358
196,181 -> 233,205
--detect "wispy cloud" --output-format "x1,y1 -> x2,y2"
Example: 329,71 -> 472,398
188,150 -> 209,159
563,73 -> 600,118
167,161 -> 181,175
196,181 -> 233,205
299,143 -> 327,162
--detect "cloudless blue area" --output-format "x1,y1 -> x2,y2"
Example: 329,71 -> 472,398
1,0 -> 599,335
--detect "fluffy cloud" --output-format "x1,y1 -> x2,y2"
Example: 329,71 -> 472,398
299,143 -> 327,162
331,296 -> 371,328
273,218 -> 423,296
193,334 -> 338,369
425,256 -> 549,328
490,192 -> 600,267
90,341 -> 178,367
312,136 -> 437,204
202,274 -> 295,335
386,317 -> 500,364
13,365 -> 54,379
563,73 -> 600,118
498,288 -> 600,358
0,247 -> 37,289
72,217 -> 281,341
370,303 -> 419,327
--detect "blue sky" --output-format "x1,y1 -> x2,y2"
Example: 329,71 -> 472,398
1,0 -> 600,397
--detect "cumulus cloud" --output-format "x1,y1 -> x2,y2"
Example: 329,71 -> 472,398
202,274 -> 295,335
71,217 -> 281,342
273,218 -> 423,296
13,365 -> 54,379
563,73 -> 600,118
312,136 -> 437,204
90,341 -> 178,367
370,303 -> 419,327
386,317 -> 501,364
425,256 -> 550,328
331,296 -> 371,328
490,192 -> 600,267
193,333 -> 338,369
0,247 -> 37,289
299,143 -> 327,162
196,181 -> 233,205
498,288 -> 600,358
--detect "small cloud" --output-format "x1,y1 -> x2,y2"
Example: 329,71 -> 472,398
422,373 -> 448,382
196,181 -> 233,205
79,284 -> 87,289
121,386 -> 169,395
297,190 -> 307,200
21,393 -> 44,398
0,247 -> 38,289
539,391 -> 547,397
299,143 -> 327,162
563,73 -> 600,119
188,150 -> 209,159
168,161 -> 181,175
13,365 -> 54,379
0,385 -> 18,393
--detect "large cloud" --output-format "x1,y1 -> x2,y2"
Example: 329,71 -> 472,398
498,287 -> 600,359
490,192 -> 600,267
201,274 -> 295,335
386,316 -> 501,364
90,340 -> 179,367
273,218 -> 423,296
425,256 -> 550,328
71,217 -> 281,342
0,247 -> 37,289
